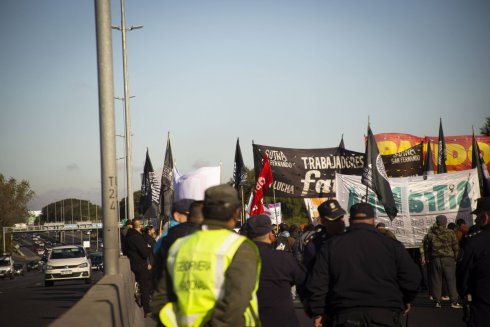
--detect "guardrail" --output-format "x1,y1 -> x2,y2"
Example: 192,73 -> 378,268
50,256 -> 145,327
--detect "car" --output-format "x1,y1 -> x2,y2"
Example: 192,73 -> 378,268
44,245 -> 91,286
88,253 -> 103,271
0,256 -> 15,280
13,264 -> 25,276
26,260 -> 41,271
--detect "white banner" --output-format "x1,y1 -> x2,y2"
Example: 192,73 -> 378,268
173,166 -> 221,201
264,203 -> 282,225
335,169 -> 480,248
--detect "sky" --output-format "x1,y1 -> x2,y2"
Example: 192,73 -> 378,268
1,0 -> 489,210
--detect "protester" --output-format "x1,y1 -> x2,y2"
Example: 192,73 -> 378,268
423,215 -> 462,308
126,217 -> 152,317
152,200 -> 204,288
376,222 -> 397,240
303,199 -> 346,272
120,219 -> 133,256
151,184 -> 261,326
307,202 -> 420,327
152,198 -> 194,258
457,197 -> 490,327
455,218 -> 469,246
243,214 -> 306,327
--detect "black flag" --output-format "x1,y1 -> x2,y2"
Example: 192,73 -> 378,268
159,137 -> 174,221
138,149 -> 159,215
472,132 -> 490,196
338,134 -> 345,149
233,138 -> 246,191
437,118 -> 447,174
361,126 -> 398,220
423,139 -> 435,179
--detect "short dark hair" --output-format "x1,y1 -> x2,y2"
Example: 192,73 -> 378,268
456,218 -> 466,226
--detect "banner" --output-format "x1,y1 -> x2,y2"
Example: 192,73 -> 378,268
264,203 -> 282,225
253,144 -> 364,198
382,143 -> 423,177
375,133 -> 490,173
335,169 -> 480,248
173,166 -> 220,201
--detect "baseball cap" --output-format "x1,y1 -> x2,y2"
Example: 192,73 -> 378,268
472,197 -> 490,215
203,184 -> 241,220
349,203 -> 375,220
173,199 -> 194,214
318,199 -> 346,221
243,214 -> 273,238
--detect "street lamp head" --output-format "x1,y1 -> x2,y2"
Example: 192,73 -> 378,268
128,25 -> 143,31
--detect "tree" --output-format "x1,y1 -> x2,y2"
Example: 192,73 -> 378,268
41,198 -> 101,223
480,116 -> 490,136
0,174 -> 35,227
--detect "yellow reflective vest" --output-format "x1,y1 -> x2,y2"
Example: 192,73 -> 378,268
160,229 -> 261,327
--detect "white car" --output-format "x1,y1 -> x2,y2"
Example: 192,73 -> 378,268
44,245 -> 91,286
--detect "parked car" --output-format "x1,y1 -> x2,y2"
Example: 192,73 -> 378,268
13,264 -> 25,276
0,256 -> 15,280
89,252 -> 103,271
44,245 -> 91,286
26,260 -> 41,271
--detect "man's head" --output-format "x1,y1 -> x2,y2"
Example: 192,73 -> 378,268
172,199 -> 194,223
349,202 -> 375,225
133,217 -> 143,232
145,225 -> 155,237
243,214 -> 274,243
125,219 -> 134,229
376,222 -> 386,229
189,200 -> 204,224
317,199 -> 346,234
472,197 -> 490,228
436,215 -> 448,227
203,184 -> 241,228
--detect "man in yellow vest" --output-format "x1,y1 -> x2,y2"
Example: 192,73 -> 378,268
151,184 -> 261,327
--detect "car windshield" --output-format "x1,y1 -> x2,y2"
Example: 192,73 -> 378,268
0,258 -> 11,266
51,248 -> 85,259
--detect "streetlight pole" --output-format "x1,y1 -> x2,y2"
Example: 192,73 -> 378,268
112,0 -> 142,222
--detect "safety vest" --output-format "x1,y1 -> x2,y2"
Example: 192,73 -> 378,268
160,229 -> 261,327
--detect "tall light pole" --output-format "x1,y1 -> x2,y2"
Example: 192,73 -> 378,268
115,95 -> 134,222
112,0 -> 142,222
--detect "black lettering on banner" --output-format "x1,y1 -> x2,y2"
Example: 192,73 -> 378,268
254,144 -> 364,198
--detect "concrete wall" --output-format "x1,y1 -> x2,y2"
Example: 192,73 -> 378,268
50,257 -> 145,327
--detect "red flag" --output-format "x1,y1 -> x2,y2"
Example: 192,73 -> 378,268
250,154 -> 273,216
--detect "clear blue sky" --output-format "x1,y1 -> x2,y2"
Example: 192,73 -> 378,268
1,0 -> 489,209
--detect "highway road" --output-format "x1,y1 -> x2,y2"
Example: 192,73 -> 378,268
0,267 -> 103,327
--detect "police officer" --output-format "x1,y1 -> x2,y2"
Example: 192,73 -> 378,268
151,184 -> 261,327
243,214 -> 306,327
302,199 -> 346,272
457,197 -> 490,327
306,203 -> 420,327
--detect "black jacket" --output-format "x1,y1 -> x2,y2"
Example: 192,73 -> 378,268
307,223 -> 420,316
126,228 -> 150,271
255,241 -> 306,327
457,224 -> 490,327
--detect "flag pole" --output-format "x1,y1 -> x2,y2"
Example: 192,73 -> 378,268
241,186 -> 245,226
219,160 -> 222,183
364,117 -> 370,203
272,187 -> 279,233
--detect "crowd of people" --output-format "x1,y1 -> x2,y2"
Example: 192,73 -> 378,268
119,184 -> 490,327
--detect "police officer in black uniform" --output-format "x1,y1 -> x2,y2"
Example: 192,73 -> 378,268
242,214 -> 306,327
302,199 -> 347,272
457,197 -> 490,327
306,202 -> 420,327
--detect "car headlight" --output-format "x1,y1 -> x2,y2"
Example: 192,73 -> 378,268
46,265 -> 53,270
78,262 -> 88,268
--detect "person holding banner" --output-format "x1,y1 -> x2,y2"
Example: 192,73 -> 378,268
306,203 -> 420,327
457,197 -> 490,327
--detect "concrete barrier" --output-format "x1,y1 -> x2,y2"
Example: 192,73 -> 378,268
50,256 -> 146,327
